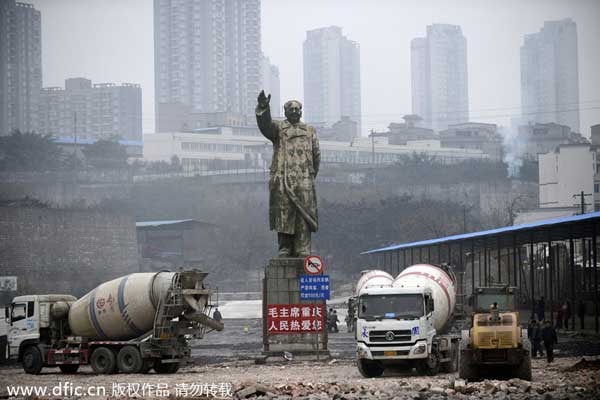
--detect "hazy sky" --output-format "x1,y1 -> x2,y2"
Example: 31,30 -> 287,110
30,0 -> 600,136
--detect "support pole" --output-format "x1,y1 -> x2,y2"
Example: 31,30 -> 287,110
513,235 -> 518,287
570,228 -> 575,331
594,223 -> 598,333
471,240 -> 475,294
530,236 -> 535,317
484,242 -> 488,286
548,233 -> 553,325
497,237 -> 502,284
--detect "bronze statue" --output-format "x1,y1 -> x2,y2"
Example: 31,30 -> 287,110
256,90 -> 320,257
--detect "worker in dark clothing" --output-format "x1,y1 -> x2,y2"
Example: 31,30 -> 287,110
527,318 -> 536,339
331,310 -> 339,333
537,297 -> 545,322
213,308 -> 222,322
531,320 -> 544,358
541,320 -> 558,363
578,300 -> 586,330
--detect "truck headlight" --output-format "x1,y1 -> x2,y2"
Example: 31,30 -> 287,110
414,342 -> 427,354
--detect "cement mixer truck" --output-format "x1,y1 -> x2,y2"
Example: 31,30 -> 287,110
3,270 -> 223,375
355,264 -> 460,377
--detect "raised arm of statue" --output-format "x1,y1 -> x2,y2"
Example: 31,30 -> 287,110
256,90 -> 276,141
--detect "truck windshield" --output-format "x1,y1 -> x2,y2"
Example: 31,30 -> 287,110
358,294 -> 424,320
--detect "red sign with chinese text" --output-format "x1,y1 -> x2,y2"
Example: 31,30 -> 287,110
267,304 -> 324,335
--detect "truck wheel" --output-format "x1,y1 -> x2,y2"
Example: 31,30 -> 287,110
90,347 -> 117,374
357,359 -> 384,378
458,341 -> 477,381
515,339 -> 532,381
154,361 -> 180,374
117,346 -> 143,374
22,346 -> 43,375
140,359 -> 154,374
59,364 -> 80,374
417,352 -> 440,376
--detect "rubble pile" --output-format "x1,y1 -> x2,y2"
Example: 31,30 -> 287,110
232,357 -> 600,400
232,376 -> 598,400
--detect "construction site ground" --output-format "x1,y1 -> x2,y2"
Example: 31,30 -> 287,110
1,318 -> 600,399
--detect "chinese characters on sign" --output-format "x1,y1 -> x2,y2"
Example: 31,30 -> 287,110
299,275 -> 330,300
267,304 -> 324,335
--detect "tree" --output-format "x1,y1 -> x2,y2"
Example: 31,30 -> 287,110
81,139 -> 128,169
0,130 -> 64,171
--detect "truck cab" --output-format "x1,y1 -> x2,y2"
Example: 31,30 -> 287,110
5,295 -> 76,368
355,285 -> 457,377
356,286 -> 433,360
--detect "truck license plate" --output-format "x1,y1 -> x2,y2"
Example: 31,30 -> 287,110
383,351 -> 396,356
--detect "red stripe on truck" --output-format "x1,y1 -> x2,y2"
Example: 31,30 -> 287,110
357,274 -> 392,293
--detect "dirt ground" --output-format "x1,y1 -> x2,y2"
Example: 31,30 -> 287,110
2,319 -> 600,399
1,356 -> 600,399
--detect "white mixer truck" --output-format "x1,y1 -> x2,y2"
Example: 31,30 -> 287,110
3,270 -> 223,374
355,264 -> 460,377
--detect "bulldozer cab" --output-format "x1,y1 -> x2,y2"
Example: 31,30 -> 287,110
471,287 -> 520,349
472,286 -> 516,313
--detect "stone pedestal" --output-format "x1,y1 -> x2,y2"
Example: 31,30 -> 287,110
262,257 -> 328,356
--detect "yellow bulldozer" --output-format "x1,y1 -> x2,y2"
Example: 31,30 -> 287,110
458,286 -> 531,381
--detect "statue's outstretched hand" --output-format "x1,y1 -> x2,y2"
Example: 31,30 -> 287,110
257,90 -> 271,109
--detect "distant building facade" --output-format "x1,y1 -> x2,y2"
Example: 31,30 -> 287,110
411,24 -> 468,132
539,143 -> 595,211
439,122 -> 503,161
376,114 -> 436,145
303,26 -> 361,131
38,78 -> 142,141
154,0 -> 264,132
0,0 -> 41,135
317,116 -> 359,142
518,122 -> 587,161
261,54 -> 281,118
520,19 -> 580,133
143,129 -> 487,175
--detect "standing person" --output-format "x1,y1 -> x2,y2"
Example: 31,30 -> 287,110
537,297 -> 545,322
531,320 -> 544,358
564,301 -> 571,329
577,300 -> 586,330
527,318 -> 536,339
327,308 -> 334,332
213,307 -> 222,322
256,90 -> 320,257
555,305 -> 563,330
331,310 -> 340,333
541,320 -> 558,363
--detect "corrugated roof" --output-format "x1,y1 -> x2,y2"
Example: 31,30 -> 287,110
362,211 -> 600,255
136,219 -> 195,228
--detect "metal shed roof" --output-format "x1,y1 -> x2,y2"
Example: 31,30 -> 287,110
135,219 -> 212,230
362,211 -> 600,255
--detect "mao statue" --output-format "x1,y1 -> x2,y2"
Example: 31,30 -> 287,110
256,90 -> 320,257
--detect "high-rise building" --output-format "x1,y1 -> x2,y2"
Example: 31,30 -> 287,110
520,19 -> 580,133
0,0 -> 42,135
303,26 -> 361,131
261,54 -> 281,118
39,78 -> 142,141
154,0 -> 262,132
411,24 -> 468,132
